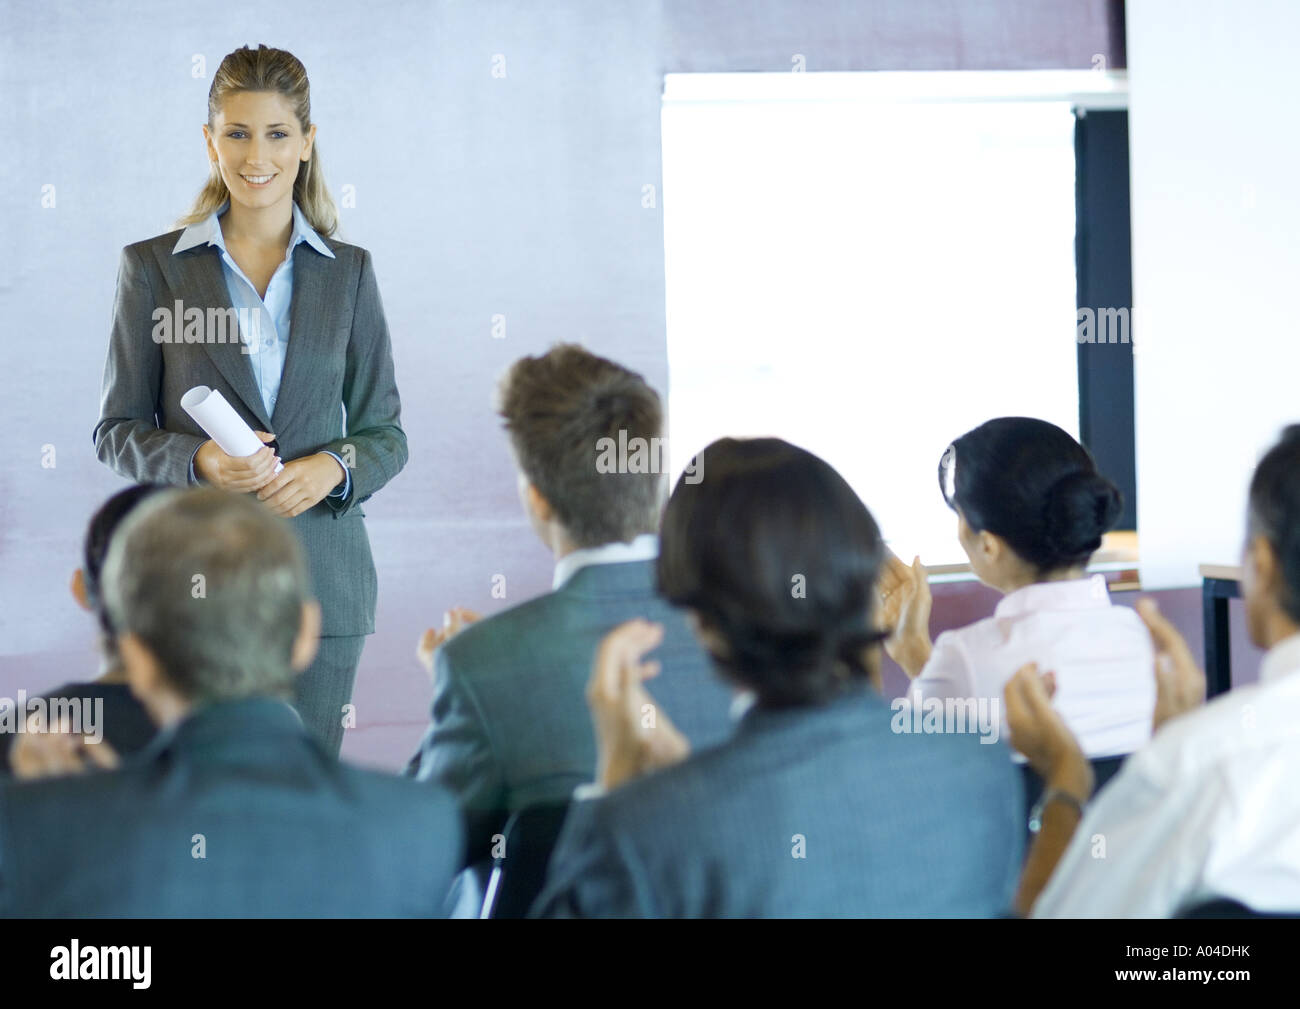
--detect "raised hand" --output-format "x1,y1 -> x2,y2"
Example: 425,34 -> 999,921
416,607 -> 482,680
1136,598 -> 1207,732
876,550 -> 933,677
588,619 -> 690,790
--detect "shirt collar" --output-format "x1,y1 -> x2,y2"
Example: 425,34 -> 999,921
993,573 -> 1112,620
552,533 -> 659,590
172,200 -> 334,259
137,695 -> 304,763
1260,631 -> 1300,684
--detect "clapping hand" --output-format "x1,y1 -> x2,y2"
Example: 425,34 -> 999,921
1136,598 -> 1207,732
876,550 -> 933,677
588,619 -> 690,790
1003,663 -> 1091,795
10,722 -> 121,780
416,607 -> 482,681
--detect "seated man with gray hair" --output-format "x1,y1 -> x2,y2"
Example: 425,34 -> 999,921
0,488 -> 463,917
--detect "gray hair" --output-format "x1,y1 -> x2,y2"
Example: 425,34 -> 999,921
101,488 -> 311,703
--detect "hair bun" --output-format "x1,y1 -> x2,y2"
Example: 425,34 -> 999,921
1044,471 -> 1123,558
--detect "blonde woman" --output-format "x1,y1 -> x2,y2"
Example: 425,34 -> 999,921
93,44 -> 407,756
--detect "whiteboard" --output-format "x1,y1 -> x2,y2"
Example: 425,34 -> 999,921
662,74 -> 1082,567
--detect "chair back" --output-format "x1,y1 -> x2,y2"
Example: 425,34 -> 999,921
479,802 -> 573,919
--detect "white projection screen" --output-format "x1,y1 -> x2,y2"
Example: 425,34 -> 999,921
661,72 -> 1099,567
1127,0 -> 1300,589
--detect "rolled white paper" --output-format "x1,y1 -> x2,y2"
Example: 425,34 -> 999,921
180,386 -> 283,475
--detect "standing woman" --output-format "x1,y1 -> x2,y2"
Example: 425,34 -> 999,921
93,45 -> 408,755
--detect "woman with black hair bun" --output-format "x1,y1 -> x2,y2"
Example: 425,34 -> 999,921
879,417 -> 1155,765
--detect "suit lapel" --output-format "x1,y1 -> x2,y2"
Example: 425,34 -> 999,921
184,247 -> 273,431
272,245 -> 342,432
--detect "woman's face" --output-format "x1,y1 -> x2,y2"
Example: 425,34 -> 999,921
204,90 -> 314,214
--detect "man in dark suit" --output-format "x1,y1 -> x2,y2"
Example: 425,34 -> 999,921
0,488 -> 461,917
407,344 -> 735,872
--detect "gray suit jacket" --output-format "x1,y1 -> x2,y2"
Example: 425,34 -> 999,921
0,697 -> 462,917
532,685 -> 1025,917
92,232 -> 408,635
408,559 -> 737,866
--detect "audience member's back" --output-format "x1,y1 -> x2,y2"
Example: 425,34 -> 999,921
0,489 -> 462,918
0,697 -> 459,917
534,438 -> 1023,918
540,686 -> 1020,917
427,559 -> 732,809
409,345 -> 734,867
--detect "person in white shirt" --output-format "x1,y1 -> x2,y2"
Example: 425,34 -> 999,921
880,417 -> 1154,763
1006,424 -> 1300,917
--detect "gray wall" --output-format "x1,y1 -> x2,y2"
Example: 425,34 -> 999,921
0,0 -> 1143,770
664,0 -> 1126,71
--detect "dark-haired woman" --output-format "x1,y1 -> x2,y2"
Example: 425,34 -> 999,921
533,437 -> 1023,918
92,46 -> 407,756
880,417 -> 1155,764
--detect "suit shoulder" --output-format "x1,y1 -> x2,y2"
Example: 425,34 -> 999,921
319,236 -> 371,266
0,764 -> 148,813
344,761 -> 456,803
340,764 -> 463,827
590,739 -> 731,831
439,589 -> 574,666
121,229 -> 188,264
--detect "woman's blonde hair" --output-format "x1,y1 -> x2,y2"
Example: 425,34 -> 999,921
178,44 -> 338,237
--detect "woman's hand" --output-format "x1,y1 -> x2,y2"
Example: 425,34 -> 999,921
1003,662 -> 1093,801
256,453 -> 347,518
1005,662 -> 1093,918
194,431 -> 281,493
588,619 -> 690,791
877,551 -> 933,677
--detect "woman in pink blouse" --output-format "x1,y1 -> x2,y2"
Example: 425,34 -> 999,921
879,417 -> 1155,765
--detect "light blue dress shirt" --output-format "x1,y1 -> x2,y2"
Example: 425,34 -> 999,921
173,201 -> 350,499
